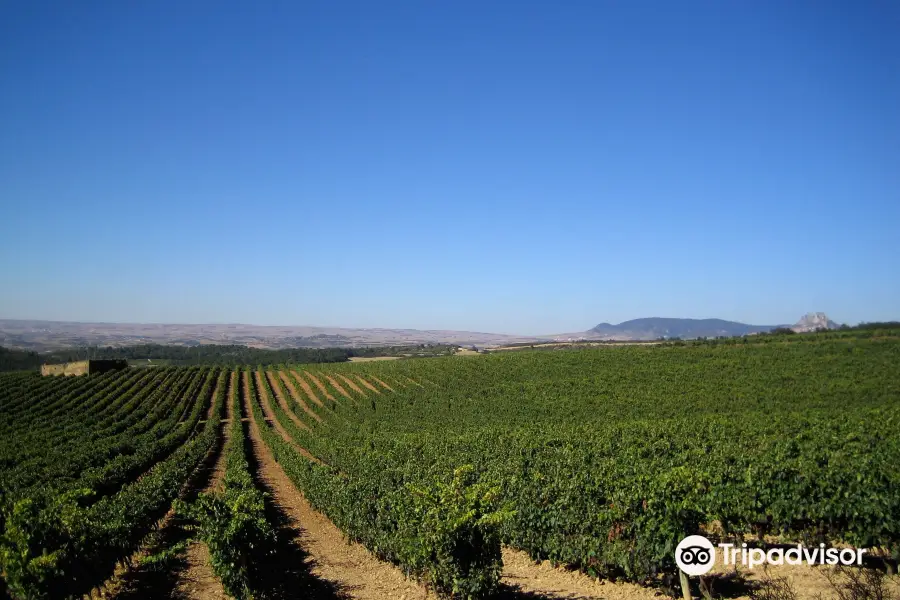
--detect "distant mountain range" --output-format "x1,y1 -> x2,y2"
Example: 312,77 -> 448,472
585,312 -> 842,340
0,313 -> 843,351
588,317 -> 777,340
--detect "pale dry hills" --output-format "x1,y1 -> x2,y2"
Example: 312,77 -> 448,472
0,313 -> 840,352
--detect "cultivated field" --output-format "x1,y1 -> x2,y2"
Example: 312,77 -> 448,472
0,334 -> 898,599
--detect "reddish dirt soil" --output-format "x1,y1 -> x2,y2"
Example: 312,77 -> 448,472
336,374 -> 367,398
301,371 -> 337,402
323,375 -> 354,400
273,371 -> 324,421
258,371 -> 315,429
251,371 -> 322,465
285,371 -> 326,408
368,375 -> 395,392
354,375 -> 381,395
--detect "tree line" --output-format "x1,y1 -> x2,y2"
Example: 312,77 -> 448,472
0,342 -> 459,372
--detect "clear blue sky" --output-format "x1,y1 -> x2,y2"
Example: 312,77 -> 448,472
1,1 -> 897,334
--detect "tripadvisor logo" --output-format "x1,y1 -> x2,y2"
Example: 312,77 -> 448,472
676,535 -> 716,575
676,535 -> 868,575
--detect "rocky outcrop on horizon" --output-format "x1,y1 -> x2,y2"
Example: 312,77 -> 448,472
791,312 -> 841,333
585,313 -> 843,340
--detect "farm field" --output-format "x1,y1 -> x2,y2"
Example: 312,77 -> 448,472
0,334 -> 898,599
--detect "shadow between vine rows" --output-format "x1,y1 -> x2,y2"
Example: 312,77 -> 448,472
109,409 -> 228,600
242,402 -> 350,599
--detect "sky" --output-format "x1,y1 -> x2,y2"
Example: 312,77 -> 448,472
1,1 -> 898,335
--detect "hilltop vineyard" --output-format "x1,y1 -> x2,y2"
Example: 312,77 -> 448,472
0,334 -> 898,599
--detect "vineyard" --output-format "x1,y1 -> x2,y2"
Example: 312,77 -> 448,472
0,334 -> 898,599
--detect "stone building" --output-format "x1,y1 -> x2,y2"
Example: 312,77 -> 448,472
40,359 -> 128,376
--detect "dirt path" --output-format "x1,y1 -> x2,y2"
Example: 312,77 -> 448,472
323,375 -> 354,400
250,371 -> 322,465
170,373 -> 231,600
281,370 -> 325,409
302,371 -> 337,402
243,382 -> 439,600
402,376 -> 425,388
257,370 -> 313,431
336,374 -> 367,398
383,375 -> 412,390
251,381 -> 623,600
269,370 -> 323,423
354,375 -> 381,395
500,547 -> 892,600
105,374 -> 230,600
500,547 -> 655,600
368,376 -> 395,392
203,375 -> 221,422
206,371 -> 235,494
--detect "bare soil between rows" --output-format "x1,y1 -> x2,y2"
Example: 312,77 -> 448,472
302,371 -> 338,402
323,374 -> 354,400
283,370 -> 326,408
107,369 -> 899,600
243,375 -> 436,599
107,375 -> 229,600
252,371 -> 322,464
337,374 -> 367,397
169,372 -> 235,600
275,370 -> 324,419
258,370 -> 312,431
